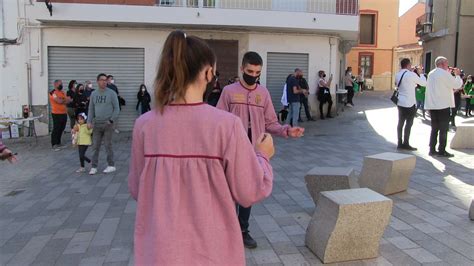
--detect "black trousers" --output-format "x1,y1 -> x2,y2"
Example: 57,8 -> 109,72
319,97 -> 333,118
346,86 -> 354,104
397,105 -> 416,146
466,99 -> 472,116
299,97 -> 312,120
51,113 -> 67,146
237,128 -> 253,233
78,145 -> 91,167
429,108 -> 450,153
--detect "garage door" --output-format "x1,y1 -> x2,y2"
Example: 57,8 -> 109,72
48,47 -> 145,131
266,53 -> 309,112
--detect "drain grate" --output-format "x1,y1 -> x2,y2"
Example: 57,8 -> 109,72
4,189 -> 26,197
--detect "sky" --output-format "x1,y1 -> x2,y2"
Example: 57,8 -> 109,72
399,0 -> 419,16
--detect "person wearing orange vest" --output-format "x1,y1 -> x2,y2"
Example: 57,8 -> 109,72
49,80 -> 71,151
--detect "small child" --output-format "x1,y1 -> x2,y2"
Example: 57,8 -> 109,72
72,113 -> 93,173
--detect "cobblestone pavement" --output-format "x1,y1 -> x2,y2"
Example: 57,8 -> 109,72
1,91 -> 473,266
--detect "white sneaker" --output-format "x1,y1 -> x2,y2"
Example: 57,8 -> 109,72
76,167 -> 85,173
89,168 -> 98,175
103,166 -> 116,174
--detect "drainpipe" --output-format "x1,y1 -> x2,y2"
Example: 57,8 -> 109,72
1,0 -> 6,67
454,0 -> 461,66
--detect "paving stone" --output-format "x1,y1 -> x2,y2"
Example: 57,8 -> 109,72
402,248 -> 442,263
278,253 -> 308,265
6,234 -> 52,266
105,247 -> 131,263
83,202 -> 111,225
63,232 -> 95,254
251,249 -> 281,264
79,256 -> 106,266
386,236 -> 419,250
91,218 -> 120,247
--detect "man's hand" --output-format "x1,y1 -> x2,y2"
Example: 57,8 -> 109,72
288,127 -> 305,138
87,123 -> 93,129
256,133 -> 275,159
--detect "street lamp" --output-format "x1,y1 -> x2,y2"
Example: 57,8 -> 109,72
418,40 -> 423,46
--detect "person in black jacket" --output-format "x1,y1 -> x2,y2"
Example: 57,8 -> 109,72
66,80 -> 78,129
297,73 -> 314,122
75,84 -> 89,116
136,84 -> 151,115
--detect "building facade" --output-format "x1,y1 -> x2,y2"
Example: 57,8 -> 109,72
417,0 -> 474,74
1,0 -> 359,135
396,0 -> 425,70
346,0 -> 399,91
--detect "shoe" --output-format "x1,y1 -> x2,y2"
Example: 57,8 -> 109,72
297,119 -> 303,123
103,166 -> 116,174
437,151 -> 454,158
429,150 -> 438,156
89,168 -> 98,175
56,144 -> 67,149
308,118 -> 315,121
402,144 -> 418,151
242,232 -> 257,249
114,129 -> 120,134
76,167 -> 85,173
327,115 -> 334,119
320,116 -> 325,120
52,145 -> 61,152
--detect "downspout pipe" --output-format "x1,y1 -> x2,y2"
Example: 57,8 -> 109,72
454,0 -> 461,67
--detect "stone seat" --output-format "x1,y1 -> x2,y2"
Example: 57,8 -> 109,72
305,188 -> 393,264
304,166 -> 358,205
359,152 -> 416,195
450,123 -> 474,149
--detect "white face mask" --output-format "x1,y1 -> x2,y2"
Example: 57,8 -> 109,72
88,84 -> 92,89
468,79 -> 472,83
110,80 -> 115,84
141,89 -> 145,92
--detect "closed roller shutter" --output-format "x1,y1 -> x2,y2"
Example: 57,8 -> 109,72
48,47 -> 145,131
266,53 -> 309,112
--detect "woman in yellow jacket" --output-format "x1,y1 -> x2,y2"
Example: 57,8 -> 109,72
72,113 -> 93,173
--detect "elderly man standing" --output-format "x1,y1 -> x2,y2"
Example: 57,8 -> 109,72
425,57 -> 463,157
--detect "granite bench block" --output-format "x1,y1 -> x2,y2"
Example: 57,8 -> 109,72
450,123 -> 474,149
304,167 -> 358,205
359,152 -> 416,195
305,188 -> 393,264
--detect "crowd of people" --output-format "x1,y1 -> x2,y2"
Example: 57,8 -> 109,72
395,56 -> 470,157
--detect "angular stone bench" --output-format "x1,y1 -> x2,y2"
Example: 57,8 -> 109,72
359,152 -> 416,195
450,123 -> 474,149
305,188 -> 392,264
304,166 -> 358,205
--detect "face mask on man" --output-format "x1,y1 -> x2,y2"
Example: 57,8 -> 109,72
88,84 -> 92,89
57,84 -> 63,90
242,72 -> 259,86
323,74 -> 327,78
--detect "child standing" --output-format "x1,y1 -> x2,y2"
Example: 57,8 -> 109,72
72,113 -> 93,173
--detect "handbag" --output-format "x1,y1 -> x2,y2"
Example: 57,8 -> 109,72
391,70 -> 408,105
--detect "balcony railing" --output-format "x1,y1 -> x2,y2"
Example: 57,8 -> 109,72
416,12 -> 433,37
156,0 -> 359,15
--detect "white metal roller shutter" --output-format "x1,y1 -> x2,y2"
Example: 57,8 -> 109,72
266,53 -> 309,112
48,47 -> 145,131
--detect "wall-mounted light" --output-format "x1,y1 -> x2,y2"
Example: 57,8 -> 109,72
418,40 -> 423,46
313,18 -> 316,22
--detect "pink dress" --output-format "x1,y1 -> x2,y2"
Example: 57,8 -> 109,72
128,103 -> 273,265
216,82 -> 290,145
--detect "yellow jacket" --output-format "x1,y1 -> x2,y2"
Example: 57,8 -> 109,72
73,124 -> 93,146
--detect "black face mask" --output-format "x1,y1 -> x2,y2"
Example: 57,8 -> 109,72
57,85 -> 63,90
323,74 -> 326,78
242,72 -> 260,86
203,75 -> 218,101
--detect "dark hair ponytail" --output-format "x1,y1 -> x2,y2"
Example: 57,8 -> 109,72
155,30 -> 216,112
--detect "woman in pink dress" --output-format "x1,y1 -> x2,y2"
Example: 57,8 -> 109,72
128,31 -> 275,265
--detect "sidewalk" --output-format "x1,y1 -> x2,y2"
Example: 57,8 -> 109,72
1,91 -> 473,266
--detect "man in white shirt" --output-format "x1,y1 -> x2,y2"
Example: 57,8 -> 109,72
425,56 -> 463,157
395,58 -> 427,151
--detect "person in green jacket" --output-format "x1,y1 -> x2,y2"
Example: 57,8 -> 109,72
464,75 -> 473,117
72,113 -> 93,173
414,67 -> 426,118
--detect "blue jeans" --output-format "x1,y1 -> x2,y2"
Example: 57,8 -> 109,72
286,102 -> 301,127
